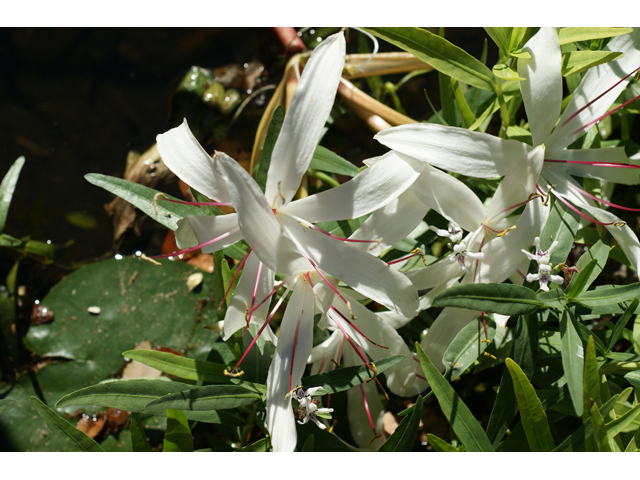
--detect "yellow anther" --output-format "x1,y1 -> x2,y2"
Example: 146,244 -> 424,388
496,226 -> 517,237
368,432 -> 383,444
368,237 -> 383,252
453,377 -> 461,382
224,369 -> 244,377
483,352 -> 497,360
140,254 -> 161,266
331,359 -> 341,368
284,385 -> 302,400
328,419 -> 337,434
481,339 -> 491,344
243,301 -> 250,326
364,362 -> 378,383
152,192 -> 166,215
613,221 -> 627,227
346,301 -> 356,321
610,238 -> 618,251
411,248 -> 428,267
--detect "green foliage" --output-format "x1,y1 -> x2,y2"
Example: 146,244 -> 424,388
381,394 -> 424,452
0,156 -> 25,234
255,105 -> 283,192
163,409 -> 194,452
432,283 -> 545,315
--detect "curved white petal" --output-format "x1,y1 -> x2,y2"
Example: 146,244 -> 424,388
265,33 -> 346,207
308,329 -> 342,372
410,165 -> 485,233
280,214 -> 419,317
584,206 -> 640,272
545,147 -> 640,185
266,278 -> 315,452
420,307 -> 480,372
156,119 -> 231,202
548,28 -> 640,152
348,188 -> 429,256
215,151 -> 308,274
485,145 -> 545,224
222,251 -> 276,343
517,27 -> 563,147
175,214 -> 243,253
281,151 -> 423,224
375,123 -> 530,178
406,257 -> 463,290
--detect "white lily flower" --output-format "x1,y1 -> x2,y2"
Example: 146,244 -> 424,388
376,27 -> 640,271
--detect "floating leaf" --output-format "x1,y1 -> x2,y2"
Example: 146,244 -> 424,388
163,409 -> 193,452
381,394 -> 424,452
433,283 -> 544,315
0,399 -> 19,416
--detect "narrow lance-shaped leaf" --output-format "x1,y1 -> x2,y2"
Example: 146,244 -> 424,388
381,394 -> 425,452
566,259 -> 598,300
568,233 -> 611,293
443,317 -> 496,381
122,350 -> 229,383
145,384 -> 263,411
254,105 -> 283,192
0,156 -> 25,234
484,27 -> 510,55
562,50 -> 625,77
451,79 -> 476,128
560,310 -> 584,416
590,402 -> 612,452
130,412 -> 153,452
505,358 -> 555,452
163,409 -> 194,452
426,433 -> 459,452
309,145 -> 359,178
607,298 -> 639,353
557,27 -> 633,45
31,397 -> 105,452
365,27 -> 496,91
539,196 -> 581,266
415,343 -> 494,452
433,283 -> 545,315
583,336 -> 602,421
574,283 -> 640,309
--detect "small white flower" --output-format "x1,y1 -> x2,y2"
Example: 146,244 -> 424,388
523,237 -> 564,291
294,387 -> 333,430
451,240 -> 485,275
430,221 -> 463,243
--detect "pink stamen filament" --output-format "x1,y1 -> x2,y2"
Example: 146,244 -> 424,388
481,312 -> 488,340
305,256 -> 350,307
570,92 -> 640,137
329,310 -> 375,375
159,198 -> 233,207
153,229 -> 237,259
242,261 -> 264,335
331,306 -> 388,349
473,236 -> 486,282
481,223 -> 502,233
360,384 -> 377,433
285,212 -> 377,244
569,183 -> 640,212
387,251 -> 420,266
500,195 -> 540,214
544,159 -> 640,169
247,276 -> 291,316
288,311 -> 304,392
558,67 -> 640,130
551,189 -> 619,226
218,248 -> 252,311
317,353 -> 329,376
517,269 -> 526,279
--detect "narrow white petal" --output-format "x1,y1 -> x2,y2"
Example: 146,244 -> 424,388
583,206 -> 640,272
175,214 -> 243,253
410,165 -> 485,233
280,151 -> 423,224
280,214 -> 419,317
156,119 -> 231,202
375,123 -> 530,178
517,27 -> 563,147
406,257 -> 463,290
545,147 -> 640,185
222,251 -> 275,342
265,33 -> 346,207
308,331 -> 342,373
266,278 -> 315,452
348,188 -> 429,256
548,28 -> 640,151
215,151 -> 308,274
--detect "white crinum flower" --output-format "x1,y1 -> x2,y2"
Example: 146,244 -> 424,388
376,27 -> 640,272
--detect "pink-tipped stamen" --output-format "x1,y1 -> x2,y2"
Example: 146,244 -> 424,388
500,195 -> 540,215
317,353 -> 329,376
473,237 -> 486,282
218,248 -> 252,311
558,67 -> 640,130
246,276 -> 292,316
153,229 -> 237,259
569,92 -> 640,137
481,223 -> 503,233
305,256 -> 350,307
288,310 -> 304,391
552,189 -> 620,226
329,310 -> 375,375
481,312 -> 488,340
285,212 -> 377,244
331,306 -> 388,349
544,159 -> 640,169
569,183 -> 640,212
360,384 -> 377,434
242,260 -> 264,336
159,198 -> 233,207
387,251 -> 420,266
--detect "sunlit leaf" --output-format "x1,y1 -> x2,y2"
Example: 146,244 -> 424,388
562,50 -> 624,77
310,146 -> 359,177
0,156 -> 25,234
557,27 -> 633,45
433,283 -> 545,315
492,63 -> 525,81
122,350 -> 229,383
560,310 -> 584,416
145,384 -> 263,411
163,409 -> 194,452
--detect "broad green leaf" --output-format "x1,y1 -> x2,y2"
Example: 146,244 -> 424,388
416,343 -> 494,452
539,196 -> 581,266
145,384 -> 262,411
451,79 -> 476,128
301,355 -> 404,394
566,259 -> 598,300
583,336 -> 602,420
492,63 -> 525,81
484,27 -> 509,54
122,350 -> 228,383
365,28 -> 496,91
558,27 -> 633,45
443,317 -> 496,380
237,437 -> 269,452
560,310 -> 584,416
0,399 -> 19,416
574,283 -> 640,309
508,28 -> 528,53
505,125 -> 532,143
85,173 -> 213,231
381,394 -> 424,452
433,283 -> 545,315
589,402 -> 611,451
426,433 -> 459,452
130,412 -> 152,452
607,298 -> 639,353
309,145 -> 359,178
437,31 -> 457,127
163,409 -> 193,452
505,358 -> 555,452
0,156 -> 25,234
255,104 -> 283,192
570,233 -> 612,293
562,50 -> 624,77
31,397 -> 105,452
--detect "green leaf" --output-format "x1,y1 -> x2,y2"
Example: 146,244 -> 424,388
0,399 -> 19,416
309,145 -> 359,178
85,173 -> 213,231
255,105 -> 283,192
237,437 -> 269,452
381,394 -> 424,452
122,350 -> 229,383
0,156 -> 25,234
433,283 -> 545,315
505,358 -> 555,451
558,27 -> 633,45
301,435 -> 314,452
145,384 -> 262,411
451,79 -> 476,128
484,27 -> 509,55
492,63 -> 525,81
212,249 -> 233,318
566,259 -> 597,300
415,343 -> 494,452
365,27 -> 495,91
301,354 -> 404,394
163,409 -> 194,452
443,317 -> 496,380
426,433 -> 459,452
130,412 -> 152,452
574,283 -> 640,309
570,232 -> 612,293
562,50 -> 624,77
0,233 -> 21,247
589,402 -> 611,451
553,394 -> 618,451
539,196 -> 581,266
508,28 -> 528,53
560,310 -> 584,416
583,336 -> 602,420
31,397 -> 105,452
607,298 -> 639,353
606,403 -> 640,438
